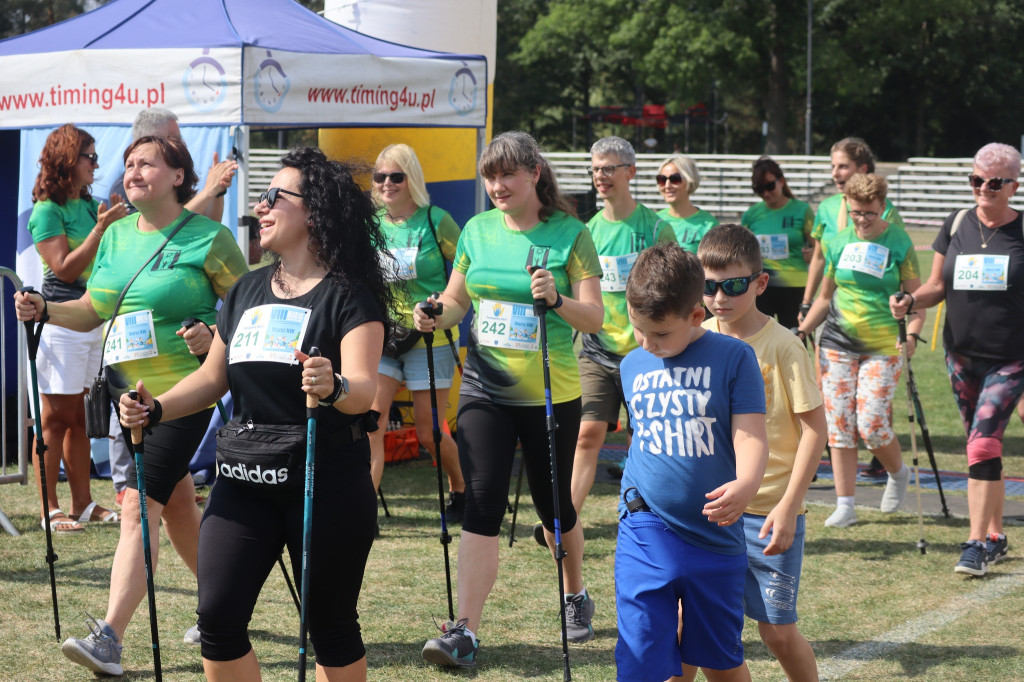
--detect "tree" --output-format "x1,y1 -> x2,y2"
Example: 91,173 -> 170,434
0,0 -> 96,39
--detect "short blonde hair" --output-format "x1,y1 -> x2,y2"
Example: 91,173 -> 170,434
373,143 -> 430,208
659,156 -> 701,195
844,173 -> 888,205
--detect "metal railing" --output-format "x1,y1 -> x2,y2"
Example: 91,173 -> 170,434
0,267 -> 28,536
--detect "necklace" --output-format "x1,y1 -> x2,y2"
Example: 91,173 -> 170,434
978,216 -> 1001,249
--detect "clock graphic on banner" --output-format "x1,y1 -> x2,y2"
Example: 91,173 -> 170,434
448,61 -> 477,116
183,48 -> 227,112
254,50 -> 290,113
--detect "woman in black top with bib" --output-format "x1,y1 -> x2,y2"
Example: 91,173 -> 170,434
119,147 -> 392,680
891,142 -> 1024,578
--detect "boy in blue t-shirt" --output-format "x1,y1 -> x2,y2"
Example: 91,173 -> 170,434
616,243 -> 769,682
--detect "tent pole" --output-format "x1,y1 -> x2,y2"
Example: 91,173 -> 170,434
236,125 -> 251,262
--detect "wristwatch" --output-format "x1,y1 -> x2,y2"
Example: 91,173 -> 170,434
319,373 -> 349,407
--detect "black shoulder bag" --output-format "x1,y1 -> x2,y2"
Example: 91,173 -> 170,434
84,213 -> 197,438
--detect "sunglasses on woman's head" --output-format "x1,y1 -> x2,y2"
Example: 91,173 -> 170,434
968,174 -> 1017,191
258,187 -> 305,208
704,271 -> 762,297
752,179 -> 777,195
373,171 -> 406,184
656,173 -> 683,187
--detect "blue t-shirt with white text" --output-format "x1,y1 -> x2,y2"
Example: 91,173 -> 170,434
618,331 -> 765,555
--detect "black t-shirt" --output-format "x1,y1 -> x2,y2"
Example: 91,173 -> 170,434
217,266 -> 385,432
934,207 -> 1024,361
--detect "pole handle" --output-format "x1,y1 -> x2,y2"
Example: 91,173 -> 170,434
894,291 -> 908,344
306,347 -> 320,409
128,390 -> 143,445
180,317 -> 209,365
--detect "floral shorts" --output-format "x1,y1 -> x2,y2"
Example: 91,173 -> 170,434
819,348 -> 902,449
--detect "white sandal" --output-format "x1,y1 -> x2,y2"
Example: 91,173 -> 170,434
42,509 -> 84,533
71,501 -> 119,524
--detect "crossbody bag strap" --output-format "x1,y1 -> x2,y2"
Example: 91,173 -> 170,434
424,205 -> 450,285
949,207 -> 971,237
98,212 -> 198,364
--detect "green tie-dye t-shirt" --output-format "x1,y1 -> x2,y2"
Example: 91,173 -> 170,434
87,210 -> 249,395
741,199 -> 814,288
819,224 -> 919,356
378,205 -> 460,349
454,209 -> 601,406
28,197 -> 100,301
582,203 -> 676,364
657,207 -> 718,254
810,194 -> 905,246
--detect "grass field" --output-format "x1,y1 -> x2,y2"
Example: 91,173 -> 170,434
1,229 -> 1023,681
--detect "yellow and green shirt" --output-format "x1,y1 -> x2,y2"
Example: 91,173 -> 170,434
87,210 -> 249,395
378,205 -> 461,349
28,197 -> 99,302
820,224 -> 919,356
657,207 -> 718,254
811,194 -> 905,248
741,199 -> 814,288
582,203 -> 675,365
454,209 -> 601,406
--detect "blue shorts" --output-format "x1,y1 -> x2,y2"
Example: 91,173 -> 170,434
378,345 -> 455,391
615,511 -> 746,681
742,513 -> 805,625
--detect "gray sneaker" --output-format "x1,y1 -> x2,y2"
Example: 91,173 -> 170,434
565,590 -> 595,643
60,614 -> 123,676
422,617 -> 478,668
184,623 -> 201,645
880,466 -> 910,513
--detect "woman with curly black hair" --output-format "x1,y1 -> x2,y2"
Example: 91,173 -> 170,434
118,146 -> 392,680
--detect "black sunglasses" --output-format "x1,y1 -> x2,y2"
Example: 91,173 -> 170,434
656,173 -> 683,187
753,179 -> 777,195
80,152 -> 99,164
373,171 -> 406,184
258,187 -> 305,208
704,271 -> 763,297
968,174 -> 1017,191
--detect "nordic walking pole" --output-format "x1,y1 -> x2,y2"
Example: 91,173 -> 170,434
128,389 -> 162,680
298,347 -> 320,682
906,356 -> 950,518
508,455 -> 526,547
530,276 -> 571,681
895,293 -> 927,555
19,286 -> 61,641
278,555 -> 301,614
419,299 -> 455,622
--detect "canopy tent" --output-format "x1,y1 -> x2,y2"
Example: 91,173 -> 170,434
0,0 -> 488,265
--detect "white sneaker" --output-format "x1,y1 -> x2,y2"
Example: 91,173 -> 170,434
880,466 -> 910,513
824,505 -> 857,528
184,624 -> 201,645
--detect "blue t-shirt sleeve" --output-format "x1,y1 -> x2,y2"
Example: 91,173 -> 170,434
730,343 -> 766,415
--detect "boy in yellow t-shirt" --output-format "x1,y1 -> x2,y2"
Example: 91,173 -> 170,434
694,223 -> 827,682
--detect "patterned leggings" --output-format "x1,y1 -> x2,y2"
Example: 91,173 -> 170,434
945,351 -> 1024,469
819,348 -> 902,449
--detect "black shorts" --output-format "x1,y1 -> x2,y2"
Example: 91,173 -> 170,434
120,408 -> 214,505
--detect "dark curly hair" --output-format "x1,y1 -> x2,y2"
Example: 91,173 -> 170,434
32,123 -> 94,205
276,146 -> 397,348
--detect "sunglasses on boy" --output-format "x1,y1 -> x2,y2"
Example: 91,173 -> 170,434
656,173 -> 683,187
968,174 -> 1017,191
373,171 -> 406,184
258,187 -> 305,208
704,271 -> 763,297
752,179 -> 777,195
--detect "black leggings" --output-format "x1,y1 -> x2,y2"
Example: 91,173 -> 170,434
756,286 -> 804,330
120,408 -> 214,505
196,443 -> 376,667
457,394 -> 581,537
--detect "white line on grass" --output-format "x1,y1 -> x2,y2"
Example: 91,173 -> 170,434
818,570 -> 1024,680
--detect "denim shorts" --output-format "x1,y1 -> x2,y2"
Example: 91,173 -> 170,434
378,345 -> 455,391
742,512 -> 805,624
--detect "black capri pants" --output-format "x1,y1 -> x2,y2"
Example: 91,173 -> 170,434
196,442 -> 377,667
120,408 -> 214,505
457,394 -> 581,537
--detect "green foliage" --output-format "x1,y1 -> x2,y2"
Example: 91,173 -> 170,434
0,0 -> 94,39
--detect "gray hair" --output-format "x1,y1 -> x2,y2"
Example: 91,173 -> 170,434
974,143 -> 1022,178
591,136 -> 635,165
132,108 -> 179,141
659,155 -> 701,195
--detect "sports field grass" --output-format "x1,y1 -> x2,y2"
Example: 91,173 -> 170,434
1,229 -> 1022,680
